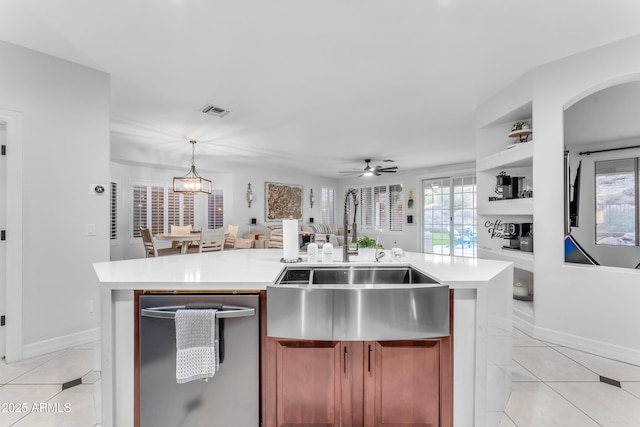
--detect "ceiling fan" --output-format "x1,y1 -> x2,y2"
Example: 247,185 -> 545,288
339,159 -> 398,177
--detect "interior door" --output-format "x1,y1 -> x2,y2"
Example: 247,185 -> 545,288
0,124 -> 6,357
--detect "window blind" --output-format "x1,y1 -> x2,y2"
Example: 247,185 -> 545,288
110,181 -> 117,240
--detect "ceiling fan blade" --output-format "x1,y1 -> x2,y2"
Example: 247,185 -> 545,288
376,166 -> 398,172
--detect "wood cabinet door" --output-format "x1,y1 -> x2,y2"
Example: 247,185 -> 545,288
363,340 -> 446,427
272,339 -> 344,427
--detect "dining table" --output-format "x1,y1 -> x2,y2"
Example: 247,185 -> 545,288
154,232 -> 201,254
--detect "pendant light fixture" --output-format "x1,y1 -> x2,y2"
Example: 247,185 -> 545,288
173,140 -> 212,194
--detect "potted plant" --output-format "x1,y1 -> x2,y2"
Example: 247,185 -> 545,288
357,235 -> 383,249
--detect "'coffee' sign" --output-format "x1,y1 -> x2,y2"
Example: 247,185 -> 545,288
485,220 -> 509,239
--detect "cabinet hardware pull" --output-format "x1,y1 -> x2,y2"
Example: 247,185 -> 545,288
344,346 -> 348,378
368,344 -> 373,375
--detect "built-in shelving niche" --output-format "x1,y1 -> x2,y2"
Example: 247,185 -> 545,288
476,101 -> 534,317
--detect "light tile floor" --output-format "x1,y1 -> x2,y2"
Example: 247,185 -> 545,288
0,329 -> 639,426
502,328 -> 640,427
0,343 -> 100,427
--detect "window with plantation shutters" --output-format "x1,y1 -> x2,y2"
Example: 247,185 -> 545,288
389,184 -> 404,231
208,190 -> 224,229
110,181 -> 118,240
131,183 -> 227,239
321,188 -> 335,224
132,184 -> 148,238
347,184 -> 403,232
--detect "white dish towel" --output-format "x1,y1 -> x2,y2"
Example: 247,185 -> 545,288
175,309 -> 218,384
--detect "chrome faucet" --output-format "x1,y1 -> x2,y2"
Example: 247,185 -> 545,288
374,229 -> 385,262
343,188 -> 359,262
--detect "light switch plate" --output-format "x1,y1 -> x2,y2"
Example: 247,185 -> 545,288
86,224 -> 96,236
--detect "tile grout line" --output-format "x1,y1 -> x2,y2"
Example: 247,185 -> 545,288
511,359 -> 543,383
542,381 -> 605,427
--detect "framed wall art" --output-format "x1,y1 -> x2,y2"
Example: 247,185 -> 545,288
265,182 -> 303,221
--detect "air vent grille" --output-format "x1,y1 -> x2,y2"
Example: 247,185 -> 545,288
200,104 -> 230,117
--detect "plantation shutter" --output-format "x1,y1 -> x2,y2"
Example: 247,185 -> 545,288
110,181 -> 118,240
150,186 -> 165,235
208,189 -> 224,229
183,193 -> 194,227
374,186 -> 387,228
389,184 -> 404,231
132,185 -> 147,238
168,191 -> 180,227
321,188 -> 335,225
360,187 -> 373,226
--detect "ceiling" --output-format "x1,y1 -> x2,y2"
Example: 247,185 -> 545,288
2,1 -> 640,178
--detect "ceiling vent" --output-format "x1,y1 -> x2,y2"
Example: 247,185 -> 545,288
200,104 -> 230,117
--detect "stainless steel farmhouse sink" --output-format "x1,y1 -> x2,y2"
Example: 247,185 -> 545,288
267,265 -> 449,341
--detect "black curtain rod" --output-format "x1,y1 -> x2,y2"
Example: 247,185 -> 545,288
579,145 -> 640,156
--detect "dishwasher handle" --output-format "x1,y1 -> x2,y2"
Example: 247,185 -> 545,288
141,305 -> 255,320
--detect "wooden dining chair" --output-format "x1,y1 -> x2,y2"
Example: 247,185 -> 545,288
140,228 -> 181,258
170,224 -> 192,234
225,224 -> 239,249
169,224 -> 194,249
188,228 -> 225,253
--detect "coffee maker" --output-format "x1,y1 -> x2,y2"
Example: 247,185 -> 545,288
495,172 -> 522,200
502,223 -> 533,250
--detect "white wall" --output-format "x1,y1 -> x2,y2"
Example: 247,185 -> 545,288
0,41 -> 110,358
479,35 -> 640,364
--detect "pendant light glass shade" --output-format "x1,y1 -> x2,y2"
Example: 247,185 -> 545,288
173,140 -> 212,194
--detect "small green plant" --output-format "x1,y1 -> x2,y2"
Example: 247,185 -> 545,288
357,235 -> 383,249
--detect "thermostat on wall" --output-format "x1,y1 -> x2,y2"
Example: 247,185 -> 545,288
89,184 -> 107,195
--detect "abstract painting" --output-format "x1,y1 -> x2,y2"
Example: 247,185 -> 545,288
265,182 -> 303,221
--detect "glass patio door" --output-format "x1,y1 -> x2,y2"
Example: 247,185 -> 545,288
422,176 -> 477,257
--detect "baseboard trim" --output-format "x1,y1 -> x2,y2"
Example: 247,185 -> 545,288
512,305 -> 640,366
512,305 -> 535,336
533,325 -> 640,367
22,328 -> 100,360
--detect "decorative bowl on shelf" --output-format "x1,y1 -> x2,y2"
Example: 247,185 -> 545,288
508,121 -> 532,143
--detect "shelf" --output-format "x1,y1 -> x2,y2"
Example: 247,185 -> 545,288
477,142 -> 533,172
478,247 -> 534,272
478,197 -> 533,216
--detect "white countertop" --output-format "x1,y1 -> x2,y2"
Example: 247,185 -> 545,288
93,248 -> 512,291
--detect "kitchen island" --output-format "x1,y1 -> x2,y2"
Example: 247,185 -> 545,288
93,248 -> 513,427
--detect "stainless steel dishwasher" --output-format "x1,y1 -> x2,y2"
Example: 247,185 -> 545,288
139,293 -> 259,427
